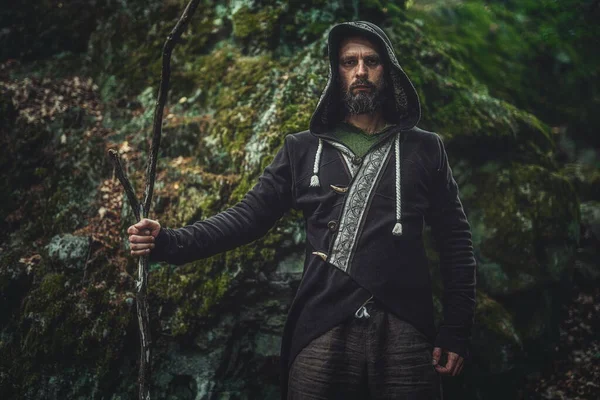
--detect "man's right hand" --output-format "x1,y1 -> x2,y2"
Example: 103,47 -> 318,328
127,218 -> 161,257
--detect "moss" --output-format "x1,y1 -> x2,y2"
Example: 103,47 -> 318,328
429,89 -> 552,158
229,176 -> 255,205
8,247 -> 134,396
231,5 -> 283,51
216,54 -> 279,109
31,273 -> 67,309
412,3 -> 525,88
171,4 -> 219,56
177,46 -> 239,105
276,1 -> 352,51
156,158 -> 240,228
406,1 -> 600,148
405,2 -> 529,105
471,162 -> 580,295
165,266 -> 233,337
214,106 -> 257,167
278,102 -> 317,136
148,258 -> 234,337
173,186 -> 215,227
159,116 -> 206,158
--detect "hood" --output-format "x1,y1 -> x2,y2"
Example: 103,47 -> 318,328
309,21 -> 422,135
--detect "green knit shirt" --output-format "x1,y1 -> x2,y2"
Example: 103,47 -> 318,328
332,121 -> 396,157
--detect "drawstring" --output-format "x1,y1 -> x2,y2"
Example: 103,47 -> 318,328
310,139 -> 323,187
355,295 -> 374,319
392,132 -> 403,236
355,306 -> 371,319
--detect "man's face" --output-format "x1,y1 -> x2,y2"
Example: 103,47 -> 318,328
337,36 -> 387,115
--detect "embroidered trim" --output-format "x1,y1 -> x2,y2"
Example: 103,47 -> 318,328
328,137 -> 394,272
341,153 -> 360,177
327,140 -> 354,158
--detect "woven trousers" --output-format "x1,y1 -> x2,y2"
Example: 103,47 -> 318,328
287,299 -> 443,400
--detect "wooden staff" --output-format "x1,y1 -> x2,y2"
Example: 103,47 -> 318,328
108,0 -> 201,398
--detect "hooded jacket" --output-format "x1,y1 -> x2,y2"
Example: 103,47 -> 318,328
150,21 -> 477,399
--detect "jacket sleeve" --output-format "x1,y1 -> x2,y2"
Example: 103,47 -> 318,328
424,133 -> 477,360
149,135 -> 294,266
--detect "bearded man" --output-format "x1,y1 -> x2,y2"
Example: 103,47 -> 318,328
128,21 -> 477,400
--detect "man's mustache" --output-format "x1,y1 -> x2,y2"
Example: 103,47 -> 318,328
350,80 -> 376,90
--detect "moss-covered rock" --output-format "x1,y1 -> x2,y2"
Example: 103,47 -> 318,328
231,4 -> 283,52
0,76 -> 112,244
45,234 -> 90,271
405,0 -> 600,149
1,0 -> 598,399
467,162 -> 580,296
375,17 -> 555,166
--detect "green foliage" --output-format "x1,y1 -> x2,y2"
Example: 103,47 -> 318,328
406,0 -> 600,145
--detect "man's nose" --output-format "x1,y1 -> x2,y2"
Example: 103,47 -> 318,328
356,60 -> 368,78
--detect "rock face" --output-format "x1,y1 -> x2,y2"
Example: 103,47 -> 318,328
1,1 -> 598,399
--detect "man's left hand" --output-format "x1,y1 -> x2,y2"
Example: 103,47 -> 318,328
432,347 -> 464,376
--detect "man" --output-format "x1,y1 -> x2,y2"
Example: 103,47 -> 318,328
128,21 -> 476,399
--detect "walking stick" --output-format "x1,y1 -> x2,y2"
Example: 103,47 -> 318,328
107,1 -> 201,398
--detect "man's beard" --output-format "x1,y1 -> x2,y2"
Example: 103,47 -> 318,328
340,76 -> 387,116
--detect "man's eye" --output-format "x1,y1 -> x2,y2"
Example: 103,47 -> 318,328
343,59 -> 356,66
367,59 -> 380,65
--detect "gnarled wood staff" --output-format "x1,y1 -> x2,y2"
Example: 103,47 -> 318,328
108,0 -> 201,398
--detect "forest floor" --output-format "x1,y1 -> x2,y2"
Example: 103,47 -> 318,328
522,278 -> 600,399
